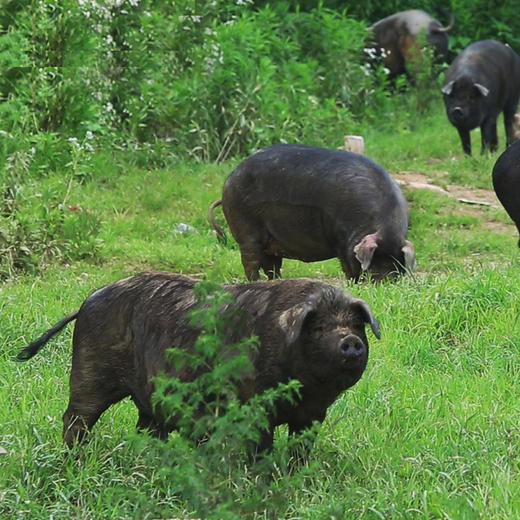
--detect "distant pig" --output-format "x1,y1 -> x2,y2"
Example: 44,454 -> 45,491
17,272 -> 380,454
208,144 -> 416,281
442,40 -> 520,155
492,140 -> 520,246
369,9 -> 454,78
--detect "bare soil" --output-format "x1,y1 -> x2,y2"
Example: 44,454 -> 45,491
394,171 -> 515,233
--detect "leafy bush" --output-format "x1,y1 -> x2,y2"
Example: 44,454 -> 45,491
1,1 -> 392,168
137,280 -> 308,519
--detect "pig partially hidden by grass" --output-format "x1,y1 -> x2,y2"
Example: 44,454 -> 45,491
17,272 -> 380,455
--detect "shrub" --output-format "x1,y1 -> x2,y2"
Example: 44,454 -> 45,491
137,281 -> 308,519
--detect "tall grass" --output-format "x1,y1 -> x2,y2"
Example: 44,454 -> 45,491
2,1 -> 520,517
3,102 -> 520,517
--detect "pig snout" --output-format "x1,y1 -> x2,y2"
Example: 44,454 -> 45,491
450,106 -> 465,121
339,334 -> 367,363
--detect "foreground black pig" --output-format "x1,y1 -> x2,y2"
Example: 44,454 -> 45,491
208,144 -> 415,281
442,40 -> 520,155
492,140 -> 520,245
17,272 -> 380,453
368,9 -> 453,77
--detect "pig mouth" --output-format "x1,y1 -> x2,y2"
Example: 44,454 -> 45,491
342,357 -> 367,371
339,354 -> 368,376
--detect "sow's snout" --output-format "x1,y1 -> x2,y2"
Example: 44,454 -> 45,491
339,334 -> 367,365
450,106 -> 465,121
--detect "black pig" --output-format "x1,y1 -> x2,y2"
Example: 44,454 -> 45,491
208,144 -> 415,281
442,40 -> 520,155
17,272 -> 380,453
492,140 -> 520,245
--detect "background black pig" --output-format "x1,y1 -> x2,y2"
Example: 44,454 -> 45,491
442,40 -> 520,155
17,272 -> 380,453
492,140 -> 520,245
208,144 -> 416,281
369,9 -> 453,77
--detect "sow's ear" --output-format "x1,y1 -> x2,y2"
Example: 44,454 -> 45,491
473,83 -> 489,97
441,80 -> 455,96
353,232 -> 379,271
278,296 -> 318,345
350,298 -> 381,340
402,240 -> 417,272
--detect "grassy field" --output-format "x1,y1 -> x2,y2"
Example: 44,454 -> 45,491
2,101 -> 520,519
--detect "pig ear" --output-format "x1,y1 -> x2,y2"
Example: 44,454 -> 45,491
354,233 -> 379,271
441,80 -> 454,96
473,83 -> 489,97
402,240 -> 416,272
351,298 -> 381,339
278,297 -> 317,345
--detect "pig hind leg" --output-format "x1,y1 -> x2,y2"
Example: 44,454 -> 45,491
62,368 -> 130,446
261,255 -> 282,279
239,247 -> 263,281
481,118 -> 498,153
503,99 -> 519,146
237,232 -> 271,281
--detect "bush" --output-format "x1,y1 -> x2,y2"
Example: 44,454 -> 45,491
1,1 -> 392,168
136,281 -> 309,519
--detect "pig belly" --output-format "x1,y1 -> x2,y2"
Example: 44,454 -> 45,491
260,204 -> 336,261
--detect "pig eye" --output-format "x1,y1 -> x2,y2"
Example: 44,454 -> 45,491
304,314 -> 327,337
311,324 -> 326,335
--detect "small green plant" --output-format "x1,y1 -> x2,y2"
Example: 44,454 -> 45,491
405,31 -> 446,116
137,280 -> 304,519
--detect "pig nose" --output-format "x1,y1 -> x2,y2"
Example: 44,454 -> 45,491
452,106 -> 464,118
340,335 -> 365,359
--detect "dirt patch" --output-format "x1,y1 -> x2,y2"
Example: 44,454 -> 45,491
394,171 -> 500,207
394,170 -> 514,233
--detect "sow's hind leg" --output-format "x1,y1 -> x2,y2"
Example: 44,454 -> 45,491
261,254 -> 282,280
504,98 -> 519,146
235,227 -> 281,281
62,362 -> 130,447
240,243 -> 283,281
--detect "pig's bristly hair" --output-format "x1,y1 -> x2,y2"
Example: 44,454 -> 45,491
16,311 -> 79,361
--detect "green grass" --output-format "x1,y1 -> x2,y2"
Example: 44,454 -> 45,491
2,105 -> 520,519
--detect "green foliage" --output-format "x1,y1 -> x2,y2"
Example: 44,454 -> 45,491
142,280 -> 303,519
0,169 -> 103,280
0,0 -> 392,169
